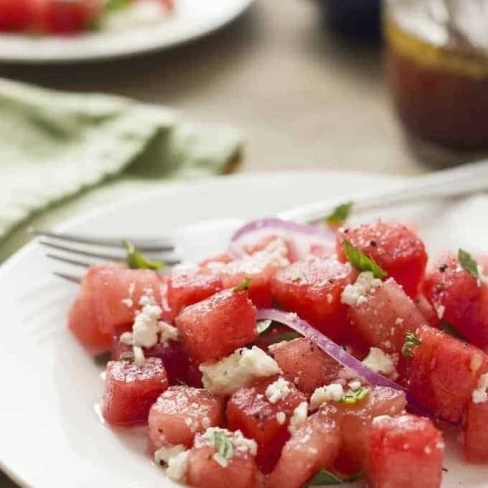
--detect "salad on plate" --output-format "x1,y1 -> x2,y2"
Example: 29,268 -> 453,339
0,0 -> 173,36
66,205 -> 488,488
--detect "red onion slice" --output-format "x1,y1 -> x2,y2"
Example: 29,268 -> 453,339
229,218 -> 335,259
256,308 -> 405,391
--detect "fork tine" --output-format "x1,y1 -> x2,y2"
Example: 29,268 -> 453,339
40,240 -> 126,262
29,227 -> 174,253
46,253 -> 93,268
53,271 -> 82,284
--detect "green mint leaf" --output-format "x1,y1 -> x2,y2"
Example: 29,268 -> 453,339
268,332 -> 302,344
441,321 -> 468,341
343,241 -> 387,279
124,241 -> 166,271
104,0 -> 130,12
234,276 -> 252,292
326,202 -> 353,226
402,332 -> 422,360
257,320 -> 273,335
339,387 -> 369,405
213,431 -> 234,461
458,249 -> 480,280
307,469 -> 363,486
93,351 -> 111,366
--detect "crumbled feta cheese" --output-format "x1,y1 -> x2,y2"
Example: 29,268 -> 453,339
202,417 -> 211,430
265,378 -> 291,404
154,444 -> 187,467
326,293 -> 333,304
276,412 -> 286,425
471,354 -> 483,373
349,380 -> 361,391
121,298 -> 133,308
133,346 -> 145,367
341,272 -> 382,306
395,318 -> 404,326
424,446 -> 432,454
472,373 -> 488,404
289,402 -> 308,434
159,321 -> 179,343
362,348 -> 397,378
166,450 -> 190,482
436,305 -> 446,320
310,383 -> 344,410
200,347 -> 281,396
120,332 -> 134,345
436,441 -> 445,450
132,300 -> 162,348
372,415 -> 392,425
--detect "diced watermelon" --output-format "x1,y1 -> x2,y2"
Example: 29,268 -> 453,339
111,329 -> 202,387
220,253 -> 286,308
269,338 -> 342,394
92,265 -> 162,334
68,264 -> 121,354
267,411 -> 341,488
187,433 -> 260,488
348,279 -> 427,354
0,0 -> 33,31
414,295 -> 441,329
408,325 -> 488,423
336,221 -> 428,297
167,268 -> 222,316
321,386 -> 407,475
465,400 -> 488,463
271,258 -> 357,341
423,254 -> 488,351
366,415 -> 444,488
102,358 -> 168,426
175,289 -> 257,363
148,386 -> 225,450
226,378 -> 307,473
254,324 -> 298,351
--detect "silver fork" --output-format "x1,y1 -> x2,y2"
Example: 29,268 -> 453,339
32,158 -> 488,283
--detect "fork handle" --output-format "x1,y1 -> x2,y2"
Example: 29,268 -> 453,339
278,158 -> 488,224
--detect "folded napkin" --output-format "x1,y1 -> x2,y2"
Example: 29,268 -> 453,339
0,78 -> 243,262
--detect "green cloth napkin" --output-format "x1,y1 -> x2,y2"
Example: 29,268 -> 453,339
0,78 -> 243,262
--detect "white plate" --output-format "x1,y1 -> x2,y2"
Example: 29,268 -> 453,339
0,0 -> 253,64
1,170 -> 488,488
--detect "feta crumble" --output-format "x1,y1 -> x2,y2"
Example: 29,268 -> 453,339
120,332 -> 134,345
341,271 -> 382,306
154,444 -> 187,467
310,383 -> 344,410
265,378 -> 291,404
436,305 -> 446,320
472,373 -> 488,404
159,321 -> 179,343
276,412 -> 286,425
133,346 -> 145,367
199,347 -> 281,396
166,451 -> 190,482
288,402 -> 308,434
349,380 -> 362,391
362,348 -> 398,378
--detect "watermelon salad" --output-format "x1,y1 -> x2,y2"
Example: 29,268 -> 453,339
0,0 -> 173,36
67,205 -> 488,488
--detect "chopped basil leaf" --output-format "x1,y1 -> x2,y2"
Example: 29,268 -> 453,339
339,387 -> 369,405
268,332 -> 301,344
104,0 -> 130,12
123,241 -> 166,271
213,431 -> 234,461
234,276 -> 252,292
458,249 -> 480,280
94,351 -> 111,366
441,321 -> 468,341
257,319 -> 273,335
326,202 -> 353,226
343,241 -> 387,279
307,469 -> 363,486
402,332 -> 422,360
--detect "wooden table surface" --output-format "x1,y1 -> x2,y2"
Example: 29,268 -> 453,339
0,0 -> 429,486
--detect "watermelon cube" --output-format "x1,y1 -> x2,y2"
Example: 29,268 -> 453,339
267,411 -> 341,488
148,386 -> 225,450
408,325 -> 488,423
423,254 -> 488,351
348,278 -> 427,354
414,295 -> 441,329
366,415 -> 444,488
336,221 -> 428,297
322,386 -> 407,474
226,378 -> 307,473
269,338 -> 342,394
175,289 -> 257,363
465,399 -> 488,463
167,268 -> 222,316
102,358 -> 168,426
187,430 -> 260,488
271,258 -> 357,341
92,265 -> 162,334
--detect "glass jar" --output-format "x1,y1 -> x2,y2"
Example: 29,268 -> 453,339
384,0 -> 488,157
